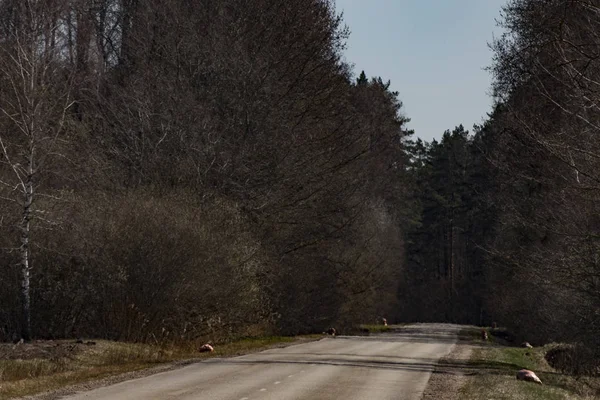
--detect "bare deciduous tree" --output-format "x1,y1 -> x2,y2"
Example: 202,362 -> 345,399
0,0 -> 74,340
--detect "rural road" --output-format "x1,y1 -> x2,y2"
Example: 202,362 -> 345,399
61,324 -> 460,400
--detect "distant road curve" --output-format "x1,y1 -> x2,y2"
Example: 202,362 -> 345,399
61,323 -> 460,400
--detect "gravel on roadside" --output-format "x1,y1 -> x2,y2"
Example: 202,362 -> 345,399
421,341 -> 475,400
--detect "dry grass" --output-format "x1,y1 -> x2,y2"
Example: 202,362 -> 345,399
457,327 -> 600,400
0,336 -> 319,399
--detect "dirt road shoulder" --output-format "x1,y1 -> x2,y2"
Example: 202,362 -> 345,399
421,339 -> 474,400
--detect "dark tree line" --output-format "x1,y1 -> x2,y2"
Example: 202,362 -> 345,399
0,0 -> 412,342
400,0 -> 600,374
399,126 -> 495,325
484,0 -> 600,371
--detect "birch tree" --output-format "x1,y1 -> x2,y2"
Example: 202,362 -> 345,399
0,0 -> 74,340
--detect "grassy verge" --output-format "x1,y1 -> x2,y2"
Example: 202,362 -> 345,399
0,335 -> 320,399
457,328 -> 599,400
359,324 -> 392,333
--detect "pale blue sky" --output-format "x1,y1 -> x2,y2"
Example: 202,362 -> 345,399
335,0 -> 506,142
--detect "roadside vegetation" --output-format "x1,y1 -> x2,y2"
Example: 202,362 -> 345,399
456,327 -> 600,400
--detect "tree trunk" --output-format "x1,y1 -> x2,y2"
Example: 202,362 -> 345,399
20,154 -> 34,341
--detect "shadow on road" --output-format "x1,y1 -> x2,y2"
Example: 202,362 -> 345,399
209,354 -> 532,377
334,334 -> 458,344
343,324 -> 486,345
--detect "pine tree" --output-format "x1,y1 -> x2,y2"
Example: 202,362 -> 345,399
356,70 -> 368,85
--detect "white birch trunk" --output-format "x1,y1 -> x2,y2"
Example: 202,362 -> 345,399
20,156 -> 34,341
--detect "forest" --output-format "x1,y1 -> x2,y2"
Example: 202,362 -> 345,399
0,0 -> 598,372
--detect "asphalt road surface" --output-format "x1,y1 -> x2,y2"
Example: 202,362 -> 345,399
61,324 -> 460,400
